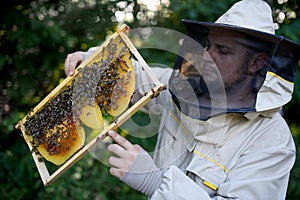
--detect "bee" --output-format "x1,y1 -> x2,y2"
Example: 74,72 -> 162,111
38,157 -> 43,162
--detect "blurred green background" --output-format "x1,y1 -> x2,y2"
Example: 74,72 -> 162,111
1,0 -> 300,199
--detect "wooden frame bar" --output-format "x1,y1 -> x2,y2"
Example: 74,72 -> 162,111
15,24 -> 167,186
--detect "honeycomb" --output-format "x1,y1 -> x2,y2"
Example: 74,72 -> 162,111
20,34 -> 135,165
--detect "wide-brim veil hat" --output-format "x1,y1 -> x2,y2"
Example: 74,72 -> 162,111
179,0 -> 300,113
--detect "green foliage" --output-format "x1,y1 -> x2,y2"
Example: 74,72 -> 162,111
1,0 -> 300,199
275,5 -> 300,198
34,154 -> 147,200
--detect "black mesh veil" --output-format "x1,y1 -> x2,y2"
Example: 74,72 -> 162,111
168,20 -> 299,120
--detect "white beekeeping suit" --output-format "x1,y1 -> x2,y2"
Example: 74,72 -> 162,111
78,0 -> 300,199
129,0 -> 299,199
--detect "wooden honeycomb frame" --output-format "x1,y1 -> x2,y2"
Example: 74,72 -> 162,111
15,24 -> 166,186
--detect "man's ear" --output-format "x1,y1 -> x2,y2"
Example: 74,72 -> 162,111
249,52 -> 268,74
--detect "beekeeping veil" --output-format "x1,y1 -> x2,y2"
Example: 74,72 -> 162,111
169,0 -> 300,120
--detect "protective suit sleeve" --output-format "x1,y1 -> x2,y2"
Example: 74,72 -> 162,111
120,150 -> 163,197
81,47 -> 99,60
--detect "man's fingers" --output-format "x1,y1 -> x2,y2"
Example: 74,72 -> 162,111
64,53 -> 76,76
107,143 -> 127,157
69,53 -> 82,74
108,130 -> 135,151
64,52 -> 83,76
133,144 -> 143,152
109,167 -> 125,178
106,130 -> 144,179
64,54 -> 71,76
108,156 -> 123,168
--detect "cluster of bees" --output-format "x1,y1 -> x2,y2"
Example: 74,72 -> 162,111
24,85 -> 74,156
23,37 -> 135,165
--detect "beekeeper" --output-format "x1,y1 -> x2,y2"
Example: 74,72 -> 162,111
64,0 -> 300,199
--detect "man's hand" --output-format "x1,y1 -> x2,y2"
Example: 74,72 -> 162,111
64,52 -> 84,76
107,130 -> 143,178
107,130 -> 163,196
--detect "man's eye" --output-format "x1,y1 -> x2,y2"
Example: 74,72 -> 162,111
219,47 -> 231,55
